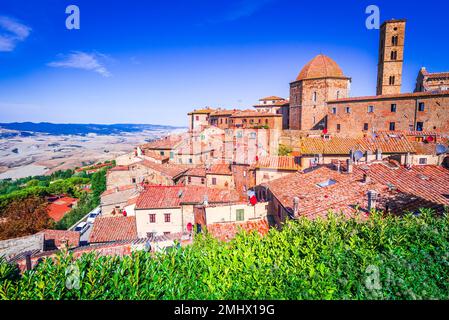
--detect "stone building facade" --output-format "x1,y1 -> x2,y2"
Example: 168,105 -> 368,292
376,19 -> 406,96
289,54 -> 351,130
327,91 -> 449,135
415,67 -> 449,92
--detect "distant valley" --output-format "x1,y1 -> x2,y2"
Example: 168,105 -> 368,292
0,122 -> 186,180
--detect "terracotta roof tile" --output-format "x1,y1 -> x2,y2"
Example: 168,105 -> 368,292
255,156 -> 301,171
299,133 -> 415,155
266,163 -> 449,218
208,163 -> 232,175
296,54 -> 349,81
135,186 -> 241,209
47,197 -> 78,222
89,216 -> 137,243
259,96 -> 285,101
39,229 -> 80,250
230,110 -> 282,118
141,160 -> 190,178
207,219 -> 270,241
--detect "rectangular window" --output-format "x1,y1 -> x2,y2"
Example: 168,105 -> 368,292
418,102 -> 425,112
164,213 -> 171,223
201,178 -> 205,184
416,122 -> 424,132
389,76 -> 395,85
236,209 -> 244,221
363,123 -> 369,131
160,151 -> 165,156
163,232 -> 171,236
212,177 -> 217,185
389,122 -> 396,131
149,214 -> 156,223
337,124 -> 341,132
345,107 -> 351,113
368,106 -> 374,113
332,107 -> 337,114
169,151 -> 174,159
419,158 -> 428,165
187,177 -> 191,184
132,178 -> 136,184
189,158 -> 193,164
391,104 -> 397,112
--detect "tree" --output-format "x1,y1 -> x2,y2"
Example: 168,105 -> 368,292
91,169 -> 106,204
278,144 -> 293,156
0,197 -> 54,240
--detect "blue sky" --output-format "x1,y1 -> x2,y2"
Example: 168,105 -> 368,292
0,0 -> 448,126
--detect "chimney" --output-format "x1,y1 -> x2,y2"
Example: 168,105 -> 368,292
293,197 -> 300,216
405,152 -> 412,166
363,173 -> 371,184
376,149 -> 382,161
25,254 -> 32,271
368,190 -> 378,212
366,150 -> 372,163
346,159 -> 353,174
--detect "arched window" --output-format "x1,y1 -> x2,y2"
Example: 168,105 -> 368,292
390,51 -> 397,60
389,76 -> 396,85
392,36 -> 399,46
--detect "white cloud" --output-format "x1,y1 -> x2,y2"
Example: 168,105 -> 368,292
48,51 -> 112,77
0,16 -> 31,52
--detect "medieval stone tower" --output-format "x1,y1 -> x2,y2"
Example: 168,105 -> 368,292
376,19 -> 406,95
289,54 -> 351,130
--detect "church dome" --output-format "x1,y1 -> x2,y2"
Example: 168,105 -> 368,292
296,54 -> 346,81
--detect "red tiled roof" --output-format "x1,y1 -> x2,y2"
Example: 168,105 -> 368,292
230,110 -> 282,118
187,107 -> 215,115
208,163 -> 232,175
259,96 -> 285,101
210,109 -> 239,117
207,219 -> 270,242
141,160 -> 190,178
299,133 -> 415,155
47,197 -> 78,222
135,186 -> 241,209
266,163 -> 449,218
141,135 -> 184,150
426,72 -> 449,79
183,167 -> 207,177
296,54 -> 349,81
328,90 -> 449,103
109,165 -> 129,172
89,216 -> 137,243
101,185 -> 137,197
256,156 -> 301,171
39,229 -> 80,250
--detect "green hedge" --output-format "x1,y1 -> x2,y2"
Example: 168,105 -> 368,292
1,210 -> 449,300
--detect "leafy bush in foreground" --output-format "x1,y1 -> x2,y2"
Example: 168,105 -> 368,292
1,210 -> 449,300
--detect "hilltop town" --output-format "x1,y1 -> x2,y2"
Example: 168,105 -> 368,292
1,19 -> 449,270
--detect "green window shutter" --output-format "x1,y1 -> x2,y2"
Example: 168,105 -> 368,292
236,209 -> 244,221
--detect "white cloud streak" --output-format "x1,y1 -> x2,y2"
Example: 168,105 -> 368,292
0,16 -> 32,52
47,51 -> 112,77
